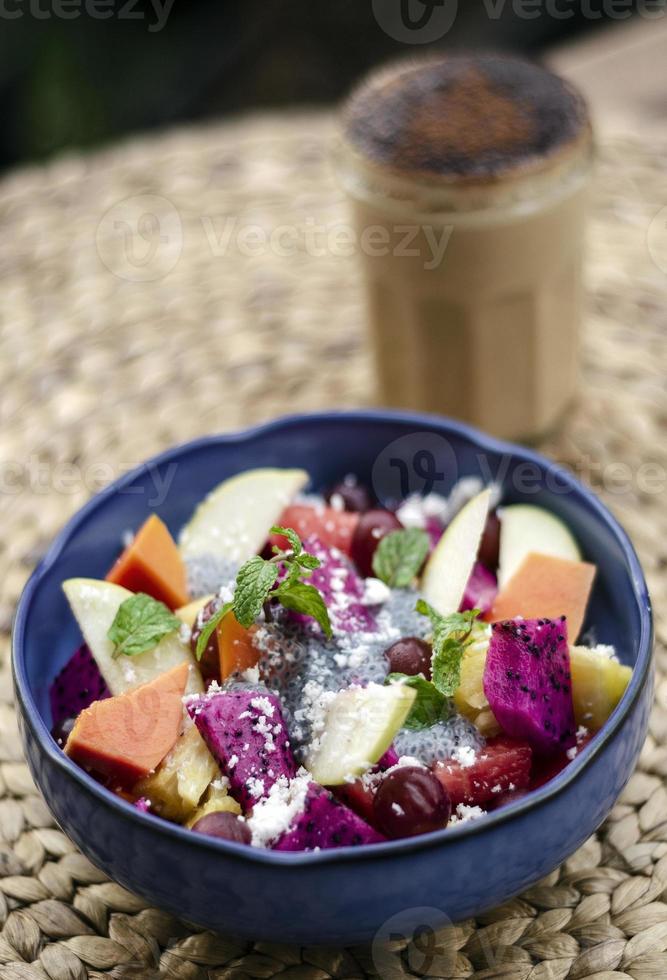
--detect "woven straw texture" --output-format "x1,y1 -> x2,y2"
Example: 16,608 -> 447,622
0,114 -> 665,979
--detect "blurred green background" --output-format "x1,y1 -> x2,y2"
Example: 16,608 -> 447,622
0,0 -> 662,170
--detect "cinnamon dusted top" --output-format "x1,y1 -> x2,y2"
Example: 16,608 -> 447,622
343,55 -> 591,182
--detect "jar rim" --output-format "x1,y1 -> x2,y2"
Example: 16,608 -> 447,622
335,128 -> 594,221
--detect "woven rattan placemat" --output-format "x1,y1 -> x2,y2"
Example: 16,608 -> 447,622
0,114 -> 665,979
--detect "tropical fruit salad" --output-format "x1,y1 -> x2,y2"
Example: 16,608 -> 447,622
52,468 -> 632,851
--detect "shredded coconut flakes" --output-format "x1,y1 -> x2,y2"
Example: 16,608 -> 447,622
246,769 -> 311,848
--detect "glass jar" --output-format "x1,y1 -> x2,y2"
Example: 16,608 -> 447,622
337,55 -> 594,442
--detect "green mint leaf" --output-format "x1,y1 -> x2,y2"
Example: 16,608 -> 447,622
270,525 -> 302,557
279,556 -> 306,591
211,530 -> 332,641
108,593 -> 181,659
195,600 -> 233,661
416,599 -> 479,696
274,581 -> 332,638
372,528 -> 430,587
233,556 -> 278,628
385,673 -> 450,730
414,598 -> 439,621
295,552 -> 320,571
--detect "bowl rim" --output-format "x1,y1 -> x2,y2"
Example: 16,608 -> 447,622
12,408 -> 654,866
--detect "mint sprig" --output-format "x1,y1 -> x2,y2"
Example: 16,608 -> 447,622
416,599 -> 480,696
384,603 -> 480,730
108,593 -> 181,659
372,528 -> 430,588
195,526 -> 332,660
386,673 -> 450,730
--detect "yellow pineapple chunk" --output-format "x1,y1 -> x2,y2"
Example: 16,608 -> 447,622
135,722 -> 219,821
453,627 -> 501,737
176,595 -> 214,629
185,782 -> 241,827
473,707 -> 502,737
570,646 -> 632,728
455,642 -> 488,715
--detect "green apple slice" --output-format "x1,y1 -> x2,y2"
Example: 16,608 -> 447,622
498,504 -> 581,588
62,578 -> 203,696
420,488 -> 492,615
305,683 -> 416,786
178,467 -> 308,562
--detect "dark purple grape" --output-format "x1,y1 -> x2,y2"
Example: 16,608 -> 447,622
326,477 -> 373,514
259,540 -> 275,560
191,811 -> 251,844
350,509 -> 403,577
374,767 -> 451,839
478,512 -> 501,571
52,717 -> 76,748
384,637 -> 433,679
190,598 -> 222,681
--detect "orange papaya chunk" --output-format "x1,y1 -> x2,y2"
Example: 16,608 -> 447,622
216,611 -> 259,681
65,662 -> 188,786
487,552 -> 596,642
106,514 -> 188,610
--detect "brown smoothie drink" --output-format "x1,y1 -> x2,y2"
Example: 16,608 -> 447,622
338,55 -> 593,441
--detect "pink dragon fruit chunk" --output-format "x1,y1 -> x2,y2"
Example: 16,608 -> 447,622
134,797 -> 151,814
460,562 -> 498,615
49,644 -> 110,728
273,783 -> 386,851
378,745 -> 400,769
187,689 -> 296,809
290,535 -> 377,634
483,617 -> 576,755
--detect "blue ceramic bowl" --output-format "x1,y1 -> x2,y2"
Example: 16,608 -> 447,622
13,411 -> 653,946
